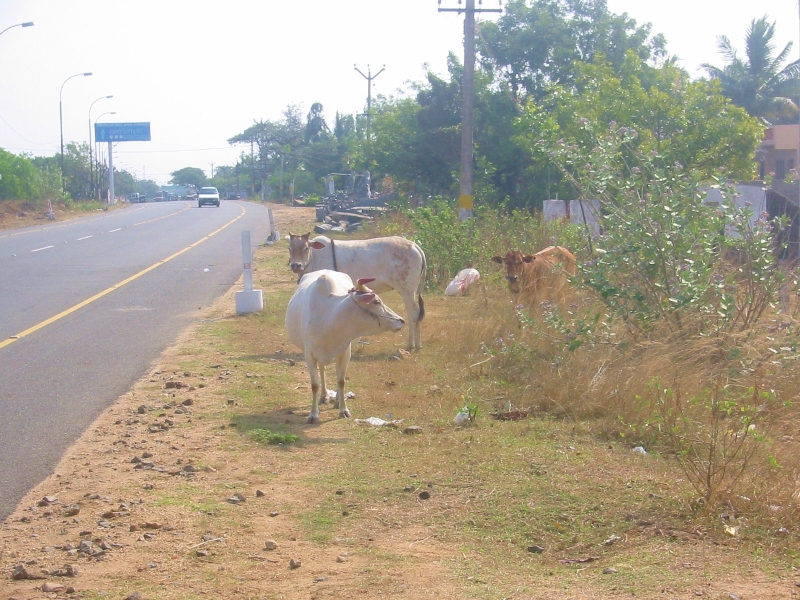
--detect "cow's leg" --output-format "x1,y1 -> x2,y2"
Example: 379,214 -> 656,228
306,354 -> 322,424
318,360 -> 329,404
335,346 -> 352,419
399,291 -> 421,351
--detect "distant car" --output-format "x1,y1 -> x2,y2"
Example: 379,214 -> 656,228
153,191 -> 167,202
129,193 -> 145,203
198,186 -> 220,208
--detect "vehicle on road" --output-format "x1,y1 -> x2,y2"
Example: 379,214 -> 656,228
198,187 -> 220,208
129,193 -> 145,203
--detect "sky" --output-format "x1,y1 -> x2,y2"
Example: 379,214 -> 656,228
0,0 -> 798,186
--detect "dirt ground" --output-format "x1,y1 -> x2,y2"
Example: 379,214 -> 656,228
1,202 -> 798,600
1,204 -> 375,600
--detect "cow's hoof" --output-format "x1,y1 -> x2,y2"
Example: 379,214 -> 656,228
339,410 -> 351,419
307,415 -> 320,424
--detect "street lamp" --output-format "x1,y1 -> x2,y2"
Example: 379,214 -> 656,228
94,111 -> 115,200
89,95 -> 112,199
59,71 -> 92,193
0,21 -> 34,38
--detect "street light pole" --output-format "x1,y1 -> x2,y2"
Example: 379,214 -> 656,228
89,95 -> 112,200
59,72 -> 92,193
0,21 -> 34,38
94,111 -> 116,201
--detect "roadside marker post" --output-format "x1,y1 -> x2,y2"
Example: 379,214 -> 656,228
235,230 -> 264,314
266,208 -> 279,243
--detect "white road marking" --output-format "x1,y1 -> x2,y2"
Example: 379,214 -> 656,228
108,228 -> 122,233
77,235 -> 93,241
31,245 -> 54,252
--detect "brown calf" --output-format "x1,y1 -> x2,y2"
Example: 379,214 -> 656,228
491,246 -> 577,308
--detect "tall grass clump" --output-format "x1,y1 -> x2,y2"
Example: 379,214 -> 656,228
379,122 -> 800,523
538,121 -> 800,516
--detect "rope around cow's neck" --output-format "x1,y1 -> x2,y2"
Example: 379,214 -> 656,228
330,238 -> 338,271
305,237 -> 338,273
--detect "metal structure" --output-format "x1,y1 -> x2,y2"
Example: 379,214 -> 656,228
315,170 -> 391,223
88,95 -> 112,200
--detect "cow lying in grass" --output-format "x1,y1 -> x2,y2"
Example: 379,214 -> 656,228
284,270 -> 405,424
491,246 -> 577,309
287,233 -> 426,351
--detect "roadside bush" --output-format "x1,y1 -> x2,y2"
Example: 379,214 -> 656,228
377,197 -> 582,290
374,122 -> 800,519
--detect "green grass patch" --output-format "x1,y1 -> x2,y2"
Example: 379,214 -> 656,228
250,428 -> 299,445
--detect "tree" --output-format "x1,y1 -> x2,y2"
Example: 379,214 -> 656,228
170,167 -> 207,188
478,0 -> 667,102
63,142 -> 91,200
0,149 -> 38,200
702,16 -> 800,125
113,170 -> 138,197
520,53 -> 763,189
516,53 -> 764,191
305,102 -> 330,143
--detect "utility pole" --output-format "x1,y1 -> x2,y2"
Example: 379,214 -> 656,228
354,64 -> 385,145
439,0 -> 500,220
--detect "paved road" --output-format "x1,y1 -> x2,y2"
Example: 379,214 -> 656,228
0,200 -> 273,521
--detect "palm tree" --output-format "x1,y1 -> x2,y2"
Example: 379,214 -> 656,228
702,16 -> 800,125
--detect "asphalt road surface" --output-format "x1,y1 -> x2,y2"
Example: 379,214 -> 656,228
0,200 -> 273,521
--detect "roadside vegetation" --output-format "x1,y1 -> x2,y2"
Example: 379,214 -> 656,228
373,126 -> 800,526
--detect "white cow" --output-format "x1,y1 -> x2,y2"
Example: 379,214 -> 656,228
287,233 -> 426,351
285,270 -> 405,424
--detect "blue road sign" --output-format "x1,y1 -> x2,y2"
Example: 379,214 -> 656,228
94,122 -> 151,142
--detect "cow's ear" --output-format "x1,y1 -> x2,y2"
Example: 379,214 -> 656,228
491,256 -> 503,264
522,255 -> 535,263
310,241 -> 326,249
357,292 -> 377,304
356,277 -> 376,286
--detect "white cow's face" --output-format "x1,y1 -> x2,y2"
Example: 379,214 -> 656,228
287,232 -> 313,274
351,287 -> 405,333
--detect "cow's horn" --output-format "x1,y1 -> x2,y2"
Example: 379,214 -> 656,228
356,277 -> 376,292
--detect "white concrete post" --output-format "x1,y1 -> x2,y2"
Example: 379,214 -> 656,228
235,230 -> 263,314
268,208 -> 278,242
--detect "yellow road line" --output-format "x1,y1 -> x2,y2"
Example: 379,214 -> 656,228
0,204 -> 245,350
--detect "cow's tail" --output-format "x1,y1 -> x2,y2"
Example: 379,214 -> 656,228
416,243 -> 427,323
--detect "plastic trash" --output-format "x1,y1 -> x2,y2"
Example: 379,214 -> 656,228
454,409 -> 470,425
445,268 -> 480,296
354,417 -> 403,427
632,446 -> 647,455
